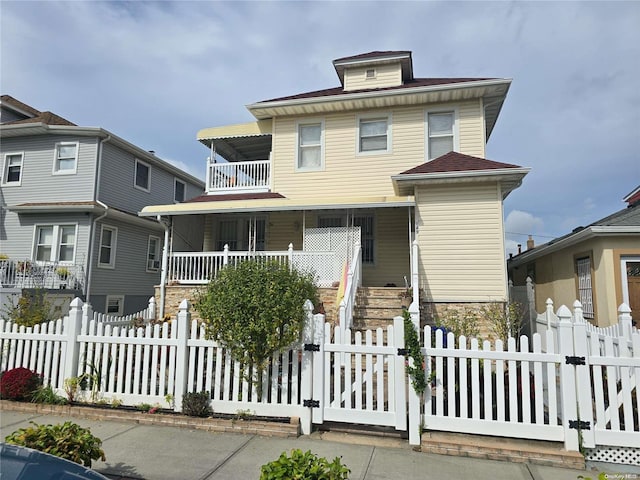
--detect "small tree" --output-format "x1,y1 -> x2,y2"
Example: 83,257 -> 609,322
2,289 -> 52,327
483,301 -> 525,345
195,260 -> 317,389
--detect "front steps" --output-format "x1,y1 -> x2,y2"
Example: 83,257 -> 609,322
353,287 -> 409,331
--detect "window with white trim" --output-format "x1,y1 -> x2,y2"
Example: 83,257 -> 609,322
106,295 -> 124,315
3,153 -> 23,185
215,217 -> 266,251
427,111 -> 455,160
358,116 -> 390,154
174,178 -> 186,203
33,225 -> 77,262
98,225 -> 117,268
147,236 -> 161,272
53,142 -> 78,174
134,159 -> 151,191
297,122 -> 323,170
576,256 -> 594,319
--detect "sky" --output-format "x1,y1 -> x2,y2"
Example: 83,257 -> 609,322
1,1 -> 639,256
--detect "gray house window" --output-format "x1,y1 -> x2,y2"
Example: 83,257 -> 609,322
134,159 -> 151,192
53,142 -> 78,174
147,236 -> 161,272
106,295 -> 124,315
34,224 -> 77,262
174,178 -> 186,203
3,153 -> 23,185
98,225 -> 117,268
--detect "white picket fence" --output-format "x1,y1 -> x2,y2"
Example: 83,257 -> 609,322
92,297 -> 156,326
1,297 -> 638,464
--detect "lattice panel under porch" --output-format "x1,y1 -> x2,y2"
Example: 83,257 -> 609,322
585,446 -> 640,466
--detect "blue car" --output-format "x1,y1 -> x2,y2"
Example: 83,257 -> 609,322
0,443 -> 109,480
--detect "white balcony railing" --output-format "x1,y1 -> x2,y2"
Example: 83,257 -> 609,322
0,259 -> 85,291
207,159 -> 271,194
168,245 -> 339,287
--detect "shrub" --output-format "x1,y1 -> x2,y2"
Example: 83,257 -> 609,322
182,390 -> 212,417
0,367 -> 42,401
482,301 -> 525,344
260,449 -> 350,480
2,289 -> 52,327
30,384 -> 67,405
5,421 -> 106,467
195,260 -> 318,379
437,307 -> 480,339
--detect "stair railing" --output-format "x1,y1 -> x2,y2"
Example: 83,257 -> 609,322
338,243 -> 362,340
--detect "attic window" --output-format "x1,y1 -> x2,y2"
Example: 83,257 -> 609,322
366,68 -> 376,79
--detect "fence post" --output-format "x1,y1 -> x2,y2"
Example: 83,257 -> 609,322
287,243 -> 294,272
300,299 -> 315,435
311,311 -> 325,426
147,296 -> 156,320
393,316 -> 408,434
82,301 -> 93,328
173,299 -> 191,413
618,303 -> 633,342
411,240 -> 419,305
556,305 -> 580,452
572,311 -> 595,448
223,244 -> 229,266
63,297 -> 84,384
545,298 -> 554,329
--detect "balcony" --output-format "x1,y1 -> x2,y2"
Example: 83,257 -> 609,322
0,259 -> 85,292
207,159 -> 271,195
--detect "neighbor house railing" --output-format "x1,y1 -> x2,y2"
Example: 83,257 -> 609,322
169,245 -> 339,287
207,159 -> 271,194
0,259 -> 85,292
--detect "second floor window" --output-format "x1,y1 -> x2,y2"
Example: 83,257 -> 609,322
174,178 -> 186,203
34,225 -> 76,262
359,117 -> 389,153
54,142 -> 78,174
135,159 -> 151,191
2,153 -> 23,185
297,122 -> 323,170
98,225 -> 117,268
427,112 -> 454,160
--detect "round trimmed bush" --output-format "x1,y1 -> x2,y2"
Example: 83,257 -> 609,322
0,367 -> 42,401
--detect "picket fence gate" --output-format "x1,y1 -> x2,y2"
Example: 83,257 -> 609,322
1,297 -> 638,465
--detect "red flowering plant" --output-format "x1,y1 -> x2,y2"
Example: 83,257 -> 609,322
0,367 -> 43,401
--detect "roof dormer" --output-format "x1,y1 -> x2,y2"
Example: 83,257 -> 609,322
332,51 -> 413,92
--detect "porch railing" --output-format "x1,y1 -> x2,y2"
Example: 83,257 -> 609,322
207,159 -> 271,194
168,245 -> 339,287
0,259 -> 85,291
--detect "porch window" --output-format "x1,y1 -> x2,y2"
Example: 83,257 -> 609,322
215,218 -> 266,251
98,225 -> 117,268
216,220 -> 238,250
576,256 -> 594,319
353,215 -> 375,264
147,236 -> 161,272
297,122 -> 323,170
34,224 -> 77,262
358,116 -> 390,153
427,112 -> 454,160
2,153 -> 23,185
53,142 -> 78,174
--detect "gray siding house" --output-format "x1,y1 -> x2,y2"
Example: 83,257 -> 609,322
0,95 -> 204,315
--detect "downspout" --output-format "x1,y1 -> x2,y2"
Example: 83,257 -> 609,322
157,215 -> 171,319
85,134 -> 111,304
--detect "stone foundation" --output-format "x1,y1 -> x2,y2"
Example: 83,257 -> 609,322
420,301 -> 507,340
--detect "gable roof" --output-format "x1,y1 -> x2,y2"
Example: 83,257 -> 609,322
508,202 -> 640,267
1,95 -> 76,126
392,151 -> 529,199
399,151 -> 521,175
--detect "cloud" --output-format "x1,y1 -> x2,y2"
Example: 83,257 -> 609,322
505,210 -> 544,236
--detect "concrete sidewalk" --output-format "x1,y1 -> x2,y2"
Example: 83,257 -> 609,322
0,409 -> 622,480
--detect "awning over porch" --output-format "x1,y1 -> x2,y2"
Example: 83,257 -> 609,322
139,195 -> 415,217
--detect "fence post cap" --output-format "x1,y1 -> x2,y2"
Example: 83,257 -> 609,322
288,243 -> 294,249
618,303 -> 631,314
70,297 -> 84,309
546,298 -> 554,306
556,305 -> 572,321
572,300 -> 582,309
178,299 -> 190,311
303,299 -> 314,312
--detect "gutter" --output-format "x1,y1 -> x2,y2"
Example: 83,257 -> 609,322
85,134 -> 111,305
156,215 -> 171,319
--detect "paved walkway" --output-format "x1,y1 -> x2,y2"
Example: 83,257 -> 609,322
0,409 -> 634,480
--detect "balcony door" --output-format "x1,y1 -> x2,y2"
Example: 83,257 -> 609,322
215,216 -> 265,252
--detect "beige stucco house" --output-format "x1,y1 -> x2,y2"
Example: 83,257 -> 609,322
508,188 -> 640,327
140,51 -> 529,324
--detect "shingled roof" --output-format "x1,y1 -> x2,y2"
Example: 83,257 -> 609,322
1,94 -> 76,126
399,151 -> 521,175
